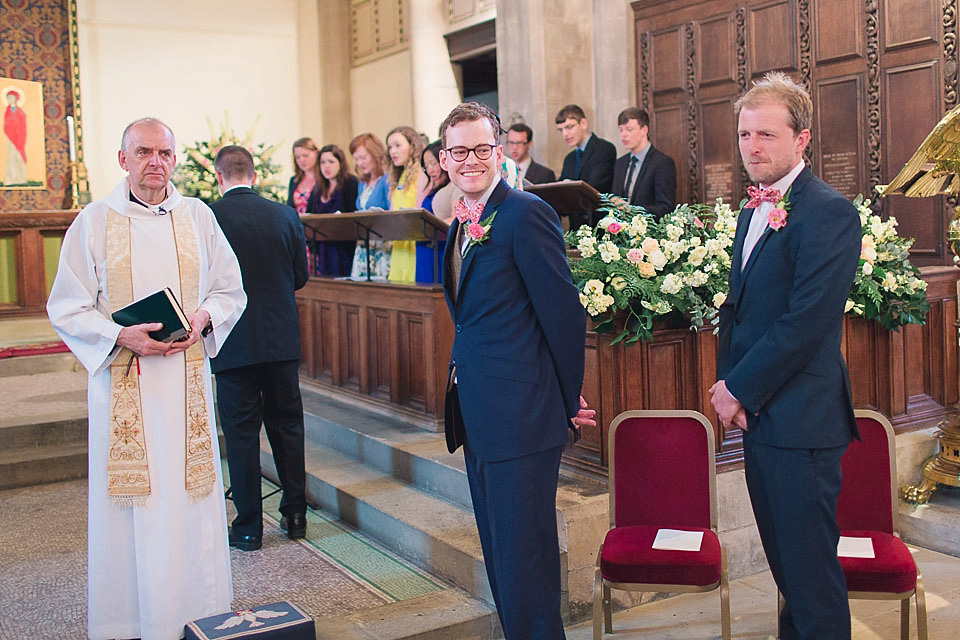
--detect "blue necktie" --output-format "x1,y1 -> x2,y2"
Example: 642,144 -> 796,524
574,147 -> 583,179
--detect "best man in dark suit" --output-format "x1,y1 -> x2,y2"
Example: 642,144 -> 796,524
556,103 -> 617,194
438,102 -> 595,640
710,73 -> 861,640
209,145 -> 310,551
612,107 -> 677,218
506,123 -> 556,185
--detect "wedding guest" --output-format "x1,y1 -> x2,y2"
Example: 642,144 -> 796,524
313,144 -> 358,277
386,126 -> 424,282
286,137 -> 321,215
349,133 -> 391,279
417,141 -> 449,213
350,132 -> 390,211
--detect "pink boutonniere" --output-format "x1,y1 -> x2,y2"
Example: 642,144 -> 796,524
767,188 -> 792,231
463,210 -> 498,256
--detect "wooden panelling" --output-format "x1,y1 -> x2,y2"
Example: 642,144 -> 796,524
634,0 -> 954,265
883,0 -> 939,50
653,106 -> 687,203
747,1 -> 798,74
297,279 -> 453,430
883,62 -> 943,259
813,0 -> 863,63
651,27 -> 686,94
0,211 -> 75,318
700,98 -> 738,203
815,75 -> 865,200
698,15 -> 735,87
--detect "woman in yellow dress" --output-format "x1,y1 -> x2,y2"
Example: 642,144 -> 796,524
385,125 -> 424,282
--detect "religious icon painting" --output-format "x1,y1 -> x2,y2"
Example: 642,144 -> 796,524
0,78 -> 46,190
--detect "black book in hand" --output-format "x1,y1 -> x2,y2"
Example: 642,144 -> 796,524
111,287 -> 192,342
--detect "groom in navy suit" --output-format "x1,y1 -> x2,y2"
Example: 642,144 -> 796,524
711,73 -> 861,639
439,102 -> 594,639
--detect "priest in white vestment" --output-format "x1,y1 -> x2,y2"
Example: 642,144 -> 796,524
47,118 -> 246,640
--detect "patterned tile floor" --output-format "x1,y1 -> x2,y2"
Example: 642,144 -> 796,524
0,472 -> 444,639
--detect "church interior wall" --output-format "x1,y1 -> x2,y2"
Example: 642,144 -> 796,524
77,0 -> 305,200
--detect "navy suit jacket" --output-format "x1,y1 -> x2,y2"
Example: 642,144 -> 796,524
209,186 -> 309,373
443,180 -> 586,462
559,134 -> 617,194
524,159 -> 556,185
611,145 -> 677,218
717,167 -> 860,448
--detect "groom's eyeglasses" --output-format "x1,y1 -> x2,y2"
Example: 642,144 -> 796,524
445,144 -> 497,161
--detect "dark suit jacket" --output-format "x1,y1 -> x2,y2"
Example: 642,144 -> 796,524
611,145 -> 677,218
443,179 -> 586,462
559,134 -> 617,193
524,159 -> 556,185
209,186 -> 309,373
716,167 -> 860,448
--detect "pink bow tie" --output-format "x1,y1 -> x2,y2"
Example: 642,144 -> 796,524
745,185 -> 782,209
455,199 -> 484,225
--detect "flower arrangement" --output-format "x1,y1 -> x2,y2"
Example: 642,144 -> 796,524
565,195 -> 737,345
172,114 -> 285,203
846,195 -> 929,330
566,193 -> 928,345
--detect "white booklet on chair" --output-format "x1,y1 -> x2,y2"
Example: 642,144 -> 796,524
837,536 -> 875,558
652,528 -> 704,552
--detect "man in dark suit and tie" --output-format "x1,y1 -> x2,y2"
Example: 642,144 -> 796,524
612,107 -> 676,218
438,102 -> 595,639
506,123 -> 556,185
710,73 -> 861,640
209,145 -> 310,552
556,104 -> 617,194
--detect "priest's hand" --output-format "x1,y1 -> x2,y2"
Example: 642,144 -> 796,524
116,323 -> 169,357
165,310 -> 211,356
709,380 -> 748,430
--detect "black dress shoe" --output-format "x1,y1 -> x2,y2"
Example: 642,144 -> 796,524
228,530 -> 262,551
279,512 -> 307,539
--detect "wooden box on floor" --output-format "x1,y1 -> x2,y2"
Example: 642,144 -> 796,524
184,601 -> 315,640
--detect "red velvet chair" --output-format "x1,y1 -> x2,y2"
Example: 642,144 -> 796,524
837,409 -> 928,640
593,410 -> 730,640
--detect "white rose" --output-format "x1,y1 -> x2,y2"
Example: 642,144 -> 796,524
713,292 -> 727,308
598,217 -> 615,230
584,279 -> 604,295
610,276 -> 628,291
688,246 -> 709,267
648,249 -> 668,269
862,262 -> 874,276
578,236 -> 597,258
599,241 -> 620,263
660,273 -> 683,294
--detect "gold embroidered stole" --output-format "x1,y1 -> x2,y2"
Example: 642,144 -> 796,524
106,208 -> 216,505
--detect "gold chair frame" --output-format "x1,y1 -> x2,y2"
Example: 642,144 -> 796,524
593,409 -> 731,640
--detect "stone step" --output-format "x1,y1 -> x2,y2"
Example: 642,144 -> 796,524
314,587 -> 499,640
0,351 -> 79,377
260,430 -> 494,605
300,390 -> 472,509
0,412 -> 88,451
0,442 -> 87,490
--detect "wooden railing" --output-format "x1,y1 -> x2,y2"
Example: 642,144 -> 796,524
0,210 -> 78,318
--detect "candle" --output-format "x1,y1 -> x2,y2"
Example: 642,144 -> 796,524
66,115 -> 77,162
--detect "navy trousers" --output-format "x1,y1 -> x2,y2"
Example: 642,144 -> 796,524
216,359 -> 307,537
464,444 -> 566,640
743,436 -> 850,640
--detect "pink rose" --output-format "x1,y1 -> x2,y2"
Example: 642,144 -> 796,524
768,208 -> 788,230
694,216 -> 705,228
606,221 -> 624,234
626,248 -> 644,264
467,222 -> 486,241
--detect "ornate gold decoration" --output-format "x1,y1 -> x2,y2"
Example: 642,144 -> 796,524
67,0 -> 91,207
